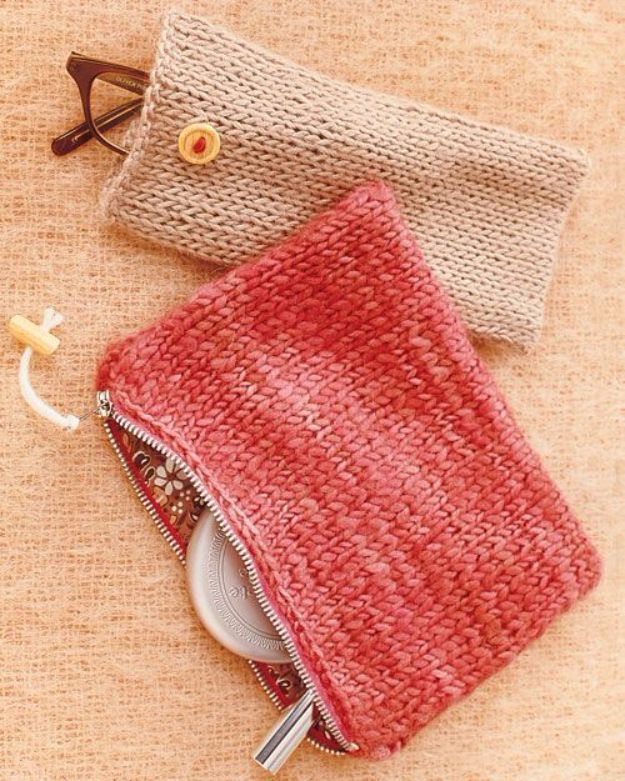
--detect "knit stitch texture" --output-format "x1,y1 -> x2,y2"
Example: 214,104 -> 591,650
97,182 -> 600,759
102,10 -> 588,347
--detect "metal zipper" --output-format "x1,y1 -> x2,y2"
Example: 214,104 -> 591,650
248,661 -> 351,757
96,390 -> 358,756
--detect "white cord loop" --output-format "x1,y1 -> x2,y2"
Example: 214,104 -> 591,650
16,307 -> 81,431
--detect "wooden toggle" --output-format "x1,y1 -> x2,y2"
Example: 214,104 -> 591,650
9,314 -> 60,356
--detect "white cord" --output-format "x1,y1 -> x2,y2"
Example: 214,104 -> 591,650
17,307 -> 80,431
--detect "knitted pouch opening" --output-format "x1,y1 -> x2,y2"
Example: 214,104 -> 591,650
108,421 -> 346,753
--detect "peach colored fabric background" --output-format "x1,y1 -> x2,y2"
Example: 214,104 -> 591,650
1,1 -> 623,779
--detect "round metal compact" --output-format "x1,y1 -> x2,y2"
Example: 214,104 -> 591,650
186,507 -> 290,664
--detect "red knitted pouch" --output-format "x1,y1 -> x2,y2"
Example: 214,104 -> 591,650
96,182 -> 600,761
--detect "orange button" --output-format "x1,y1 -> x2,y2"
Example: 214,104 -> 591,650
178,122 -> 220,164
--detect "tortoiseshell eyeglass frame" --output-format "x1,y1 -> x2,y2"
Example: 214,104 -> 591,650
51,52 -> 150,157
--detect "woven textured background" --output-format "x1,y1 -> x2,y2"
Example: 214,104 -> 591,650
0,1 -> 622,779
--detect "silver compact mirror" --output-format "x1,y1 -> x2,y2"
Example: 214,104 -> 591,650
186,507 -> 290,664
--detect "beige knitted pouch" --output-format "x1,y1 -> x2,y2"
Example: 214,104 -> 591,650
102,10 -> 588,347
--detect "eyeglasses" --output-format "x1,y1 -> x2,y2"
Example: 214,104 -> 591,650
51,52 -> 150,157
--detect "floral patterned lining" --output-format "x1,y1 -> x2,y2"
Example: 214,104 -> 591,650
121,429 -> 206,545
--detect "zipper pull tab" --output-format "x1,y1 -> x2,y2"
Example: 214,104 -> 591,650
95,390 -> 113,418
253,689 -> 315,774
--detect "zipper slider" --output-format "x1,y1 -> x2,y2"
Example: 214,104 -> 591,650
95,390 -> 113,418
253,689 -> 315,774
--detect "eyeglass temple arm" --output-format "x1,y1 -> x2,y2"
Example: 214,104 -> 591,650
96,70 -> 147,96
51,96 -> 143,156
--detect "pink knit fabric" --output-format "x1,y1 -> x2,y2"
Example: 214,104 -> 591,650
97,182 -> 600,759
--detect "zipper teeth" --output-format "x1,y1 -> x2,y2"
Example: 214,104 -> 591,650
248,661 -> 348,757
102,417 -> 186,564
247,659 -> 284,710
100,393 -> 356,754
